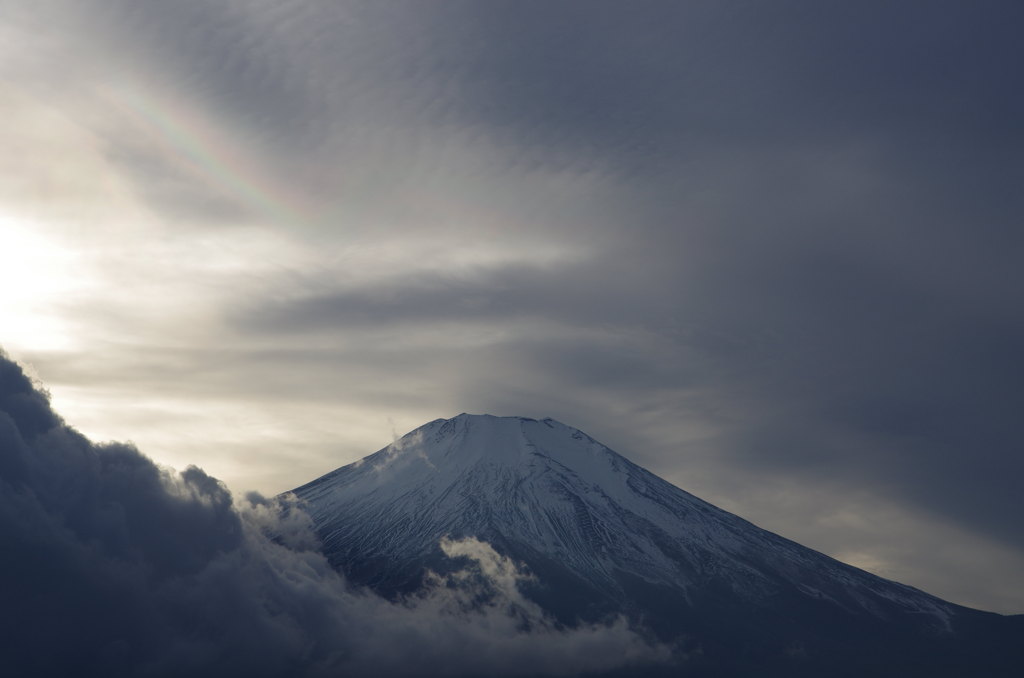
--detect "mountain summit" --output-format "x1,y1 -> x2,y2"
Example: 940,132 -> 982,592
292,414 -> 1021,676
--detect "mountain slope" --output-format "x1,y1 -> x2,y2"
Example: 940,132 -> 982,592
292,414 -> 1022,676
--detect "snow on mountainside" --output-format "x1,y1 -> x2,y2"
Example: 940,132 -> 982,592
292,414 -> 953,627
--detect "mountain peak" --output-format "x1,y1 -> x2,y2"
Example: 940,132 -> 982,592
294,414 -> 951,617
358,413 -> 577,463
449,412 -> 540,421
287,416 -> 1021,676
436,413 -> 567,437
338,412 -> 627,492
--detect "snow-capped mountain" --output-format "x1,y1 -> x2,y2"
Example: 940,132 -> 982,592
292,414 -> 1022,676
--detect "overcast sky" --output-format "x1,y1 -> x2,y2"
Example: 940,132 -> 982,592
2,0 -> 1022,614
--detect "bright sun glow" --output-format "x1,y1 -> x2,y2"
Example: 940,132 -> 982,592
0,217 -> 85,352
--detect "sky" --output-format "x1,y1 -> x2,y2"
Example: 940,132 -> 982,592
1,0 -> 1022,615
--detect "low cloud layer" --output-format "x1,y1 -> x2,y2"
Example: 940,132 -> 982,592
0,353 -> 669,676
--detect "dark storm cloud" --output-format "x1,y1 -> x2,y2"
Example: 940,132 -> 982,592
0,353 -> 668,676
422,1 -> 1024,172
